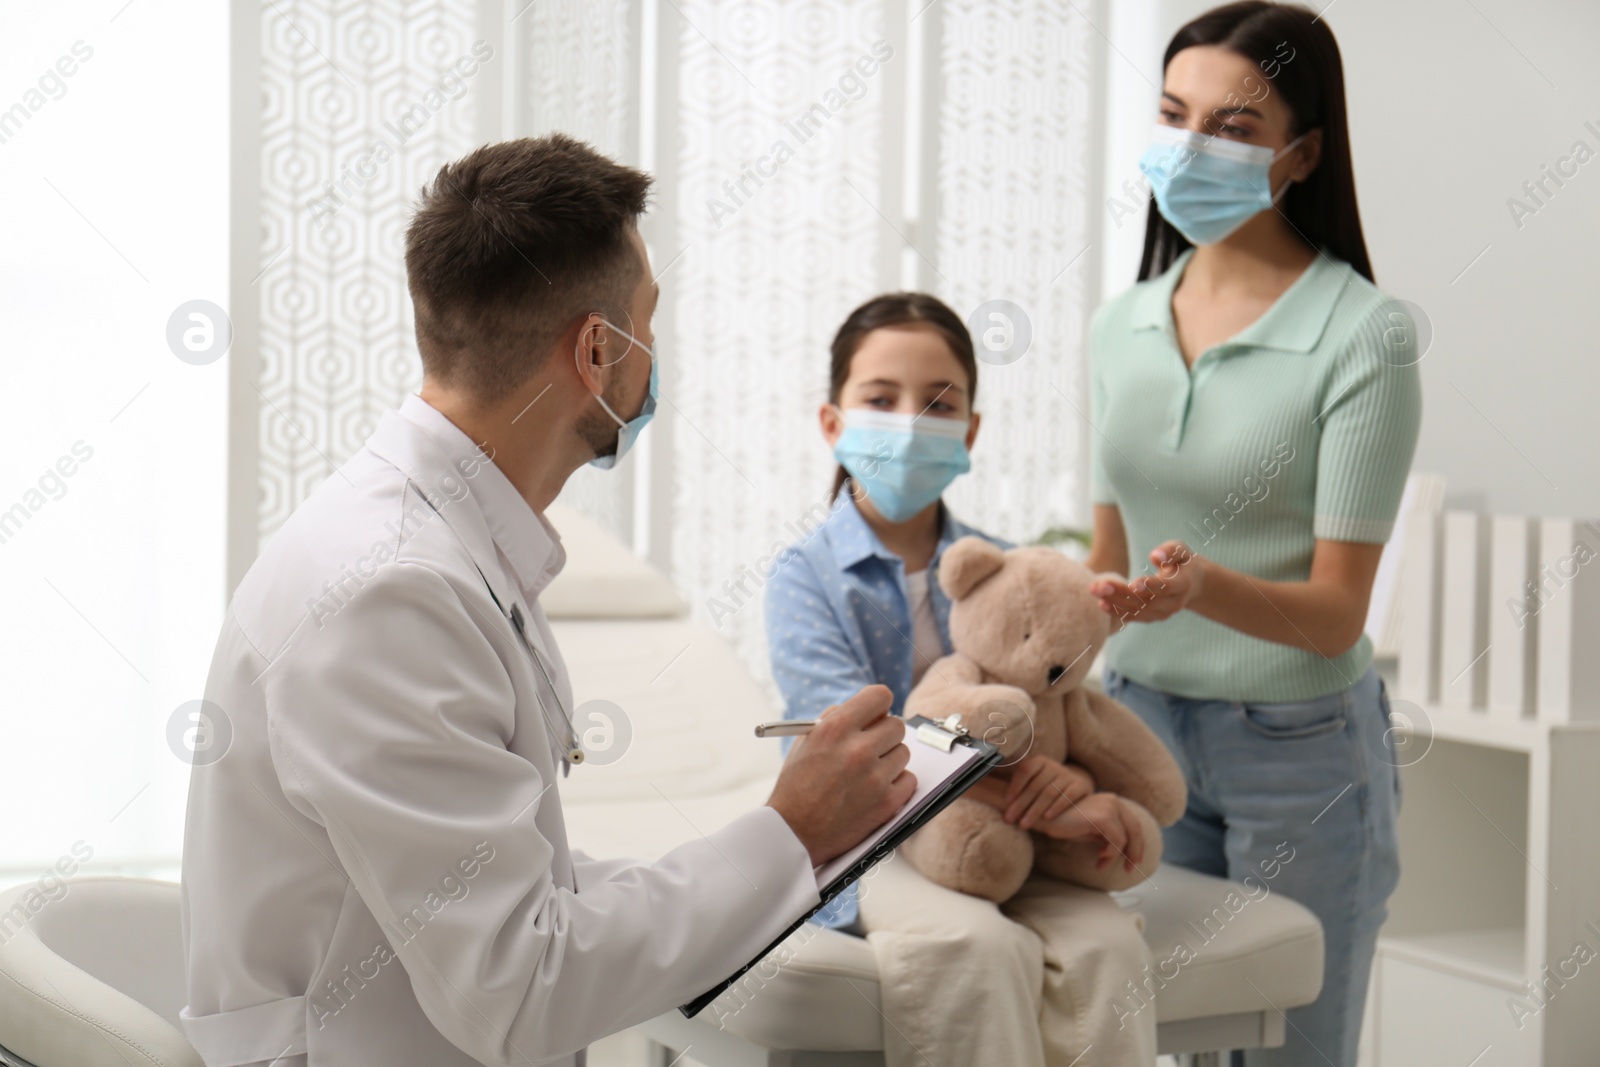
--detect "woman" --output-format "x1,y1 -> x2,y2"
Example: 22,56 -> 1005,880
765,292 -> 1157,1067
1086,4 -> 1419,1065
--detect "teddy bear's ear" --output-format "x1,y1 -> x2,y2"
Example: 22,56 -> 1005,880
937,537 -> 1007,600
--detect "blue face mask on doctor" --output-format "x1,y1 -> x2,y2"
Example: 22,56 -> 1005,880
1138,124 -> 1308,246
581,318 -> 658,470
832,407 -> 972,523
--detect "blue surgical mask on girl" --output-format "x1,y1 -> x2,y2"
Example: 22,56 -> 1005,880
832,407 -> 971,523
582,319 -> 657,470
1138,125 -> 1308,245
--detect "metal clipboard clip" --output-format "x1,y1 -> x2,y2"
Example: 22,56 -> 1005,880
913,713 -> 970,753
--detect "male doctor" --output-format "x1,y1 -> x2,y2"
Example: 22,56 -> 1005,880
179,134 -> 915,1067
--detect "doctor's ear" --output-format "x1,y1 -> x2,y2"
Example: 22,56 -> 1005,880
575,314 -> 613,362
571,314 -> 613,394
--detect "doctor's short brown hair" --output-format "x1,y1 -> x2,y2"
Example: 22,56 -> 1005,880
404,134 -> 653,401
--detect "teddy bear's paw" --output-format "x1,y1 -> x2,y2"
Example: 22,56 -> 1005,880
898,808 -> 1034,904
972,684 -> 1039,759
943,820 -> 1034,903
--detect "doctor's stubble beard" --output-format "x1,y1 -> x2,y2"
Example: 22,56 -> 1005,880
575,365 -> 646,463
577,404 -> 618,464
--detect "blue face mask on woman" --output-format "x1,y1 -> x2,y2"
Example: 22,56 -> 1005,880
1138,124 -> 1307,245
832,407 -> 971,522
582,319 -> 657,470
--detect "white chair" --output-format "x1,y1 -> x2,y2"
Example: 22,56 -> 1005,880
544,505 -> 1327,1064
0,877 -> 202,1067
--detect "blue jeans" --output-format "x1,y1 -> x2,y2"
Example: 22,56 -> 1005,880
1104,665 -> 1401,1067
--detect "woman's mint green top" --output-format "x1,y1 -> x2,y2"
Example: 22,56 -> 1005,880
1090,248 -> 1422,702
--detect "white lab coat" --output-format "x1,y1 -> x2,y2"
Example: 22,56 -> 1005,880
178,400 -> 821,1066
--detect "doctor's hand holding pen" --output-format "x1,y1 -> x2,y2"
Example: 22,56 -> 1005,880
765,684 -> 917,867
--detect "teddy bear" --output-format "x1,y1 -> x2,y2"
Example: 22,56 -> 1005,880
898,537 -> 1188,903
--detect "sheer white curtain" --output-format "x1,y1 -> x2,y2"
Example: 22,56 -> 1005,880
933,0 -> 1098,550
0,2 -> 228,881
660,0 -> 902,685
659,0 -> 1101,688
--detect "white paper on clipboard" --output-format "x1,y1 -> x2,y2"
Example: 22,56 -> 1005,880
811,730 -> 983,885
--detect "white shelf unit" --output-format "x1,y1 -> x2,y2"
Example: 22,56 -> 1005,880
1371,511 -> 1600,1066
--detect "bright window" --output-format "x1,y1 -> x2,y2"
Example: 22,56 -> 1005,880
0,2 -> 228,885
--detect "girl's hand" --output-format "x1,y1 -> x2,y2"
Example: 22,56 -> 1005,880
1034,792 -> 1145,873
1001,755 -> 1095,830
1089,540 -> 1206,627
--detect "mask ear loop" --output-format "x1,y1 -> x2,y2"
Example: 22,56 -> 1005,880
574,315 -> 641,429
576,321 -> 624,428
1267,132 -> 1311,204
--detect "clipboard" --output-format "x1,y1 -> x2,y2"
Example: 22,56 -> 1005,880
679,713 -> 1003,1018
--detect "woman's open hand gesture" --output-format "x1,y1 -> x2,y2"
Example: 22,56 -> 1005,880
1089,539 -> 1207,629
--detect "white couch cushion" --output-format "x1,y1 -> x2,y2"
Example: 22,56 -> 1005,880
1112,862 -> 1324,1023
643,860 -> 1325,1051
542,504 -> 688,619
551,616 -> 780,809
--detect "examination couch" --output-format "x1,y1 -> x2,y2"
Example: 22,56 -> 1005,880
545,505 -> 1326,1064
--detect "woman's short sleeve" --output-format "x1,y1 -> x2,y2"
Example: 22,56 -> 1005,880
1312,299 -> 1424,543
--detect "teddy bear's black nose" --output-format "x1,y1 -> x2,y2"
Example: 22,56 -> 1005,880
1047,664 -> 1066,685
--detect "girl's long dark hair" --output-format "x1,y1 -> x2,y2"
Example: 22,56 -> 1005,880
1139,1 -> 1373,284
826,292 -> 978,502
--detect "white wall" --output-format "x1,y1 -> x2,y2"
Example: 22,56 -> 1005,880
1101,0 -> 1599,519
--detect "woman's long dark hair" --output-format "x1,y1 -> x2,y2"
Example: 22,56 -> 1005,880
826,292 -> 978,502
1139,1 -> 1373,283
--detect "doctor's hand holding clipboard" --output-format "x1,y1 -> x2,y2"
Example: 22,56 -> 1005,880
765,684 -> 920,866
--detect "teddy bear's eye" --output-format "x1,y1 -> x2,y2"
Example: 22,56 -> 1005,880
1023,631 -> 1031,641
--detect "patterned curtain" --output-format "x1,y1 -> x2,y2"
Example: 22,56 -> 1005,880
254,1 -> 487,544
663,0 -> 1097,689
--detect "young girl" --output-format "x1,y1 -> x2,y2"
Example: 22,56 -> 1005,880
764,292 -> 1157,1067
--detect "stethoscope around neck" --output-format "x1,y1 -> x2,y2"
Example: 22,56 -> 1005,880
472,563 -> 585,775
